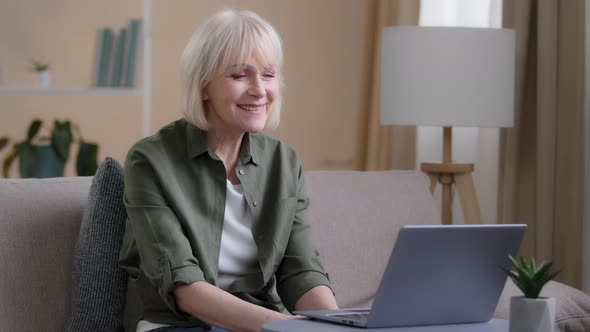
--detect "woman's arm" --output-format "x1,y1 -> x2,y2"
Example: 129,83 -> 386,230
274,159 -> 339,312
294,285 -> 339,311
175,281 -> 294,332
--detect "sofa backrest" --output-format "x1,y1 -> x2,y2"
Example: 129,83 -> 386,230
0,177 -> 92,332
305,170 -> 439,308
0,170 -> 438,330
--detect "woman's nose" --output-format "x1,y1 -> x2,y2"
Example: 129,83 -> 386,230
248,78 -> 266,98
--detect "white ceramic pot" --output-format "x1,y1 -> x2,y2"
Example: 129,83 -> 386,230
37,70 -> 51,88
509,296 -> 556,332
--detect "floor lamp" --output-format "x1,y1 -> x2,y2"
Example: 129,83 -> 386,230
380,27 -> 515,225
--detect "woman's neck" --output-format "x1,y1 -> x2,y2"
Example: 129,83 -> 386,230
206,129 -> 244,184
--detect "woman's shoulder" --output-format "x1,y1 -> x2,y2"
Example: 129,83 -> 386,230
250,133 -> 297,154
127,119 -> 191,159
250,132 -> 299,161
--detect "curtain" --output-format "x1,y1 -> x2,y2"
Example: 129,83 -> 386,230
353,0 -> 420,171
499,0 -> 586,288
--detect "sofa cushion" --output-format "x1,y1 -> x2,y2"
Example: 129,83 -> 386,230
65,157 -> 128,332
495,279 -> 590,332
305,170 -> 439,308
0,177 -> 92,332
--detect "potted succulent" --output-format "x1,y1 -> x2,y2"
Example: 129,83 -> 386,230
502,255 -> 562,332
0,119 -> 99,178
31,59 -> 51,88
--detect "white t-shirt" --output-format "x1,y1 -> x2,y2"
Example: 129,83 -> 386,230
136,179 -> 258,332
217,180 -> 259,289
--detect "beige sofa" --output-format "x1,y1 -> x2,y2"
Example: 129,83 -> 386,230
1,169 -> 589,331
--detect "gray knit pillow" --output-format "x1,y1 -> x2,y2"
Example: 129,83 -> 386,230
65,157 -> 128,332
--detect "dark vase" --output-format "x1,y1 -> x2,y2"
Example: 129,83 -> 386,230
19,145 -> 65,178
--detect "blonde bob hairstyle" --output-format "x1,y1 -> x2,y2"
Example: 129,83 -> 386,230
180,9 -> 284,130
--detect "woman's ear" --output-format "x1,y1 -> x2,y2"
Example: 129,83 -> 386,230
201,86 -> 209,101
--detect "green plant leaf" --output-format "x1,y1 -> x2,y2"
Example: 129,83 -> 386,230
521,257 -> 534,276
508,255 -> 519,268
27,119 -> 42,141
0,136 -> 9,151
501,265 -> 527,296
510,277 -> 527,296
504,255 -> 563,299
17,142 -> 37,178
2,144 -> 17,177
513,262 -> 531,280
535,261 -> 552,279
539,267 -> 563,287
51,120 -> 73,162
31,59 -> 50,72
76,142 -> 99,176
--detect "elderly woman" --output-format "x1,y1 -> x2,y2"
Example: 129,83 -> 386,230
119,9 -> 338,332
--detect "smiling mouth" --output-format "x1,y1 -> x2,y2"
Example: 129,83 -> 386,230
238,104 -> 266,112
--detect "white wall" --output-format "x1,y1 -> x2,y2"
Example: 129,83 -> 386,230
0,0 -> 367,174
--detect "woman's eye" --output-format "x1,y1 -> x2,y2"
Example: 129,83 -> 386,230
230,74 -> 246,80
263,73 -> 276,79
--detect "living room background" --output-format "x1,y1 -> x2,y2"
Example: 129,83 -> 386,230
0,0 -> 366,176
0,0 -> 588,294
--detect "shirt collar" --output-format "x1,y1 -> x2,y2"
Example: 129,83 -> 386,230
186,120 -> 210,159
185,120 -> 261,166
239,132 -> 262,166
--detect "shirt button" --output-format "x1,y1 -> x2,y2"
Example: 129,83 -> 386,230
159,257 -> 166,264
239,169 -> 245,175
258,234 -> 264,240
253,200 -> 258,207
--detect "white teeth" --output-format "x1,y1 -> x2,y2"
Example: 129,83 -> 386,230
238,104 -> 264,111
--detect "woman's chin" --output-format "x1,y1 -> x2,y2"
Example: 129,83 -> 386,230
241,121 -> 268,133
245,126 -> 266,133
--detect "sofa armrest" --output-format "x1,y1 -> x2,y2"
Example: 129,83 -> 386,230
495,279 -> 590,332
0,177 -> 92,332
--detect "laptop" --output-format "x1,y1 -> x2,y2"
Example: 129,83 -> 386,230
295,224 -> 526,328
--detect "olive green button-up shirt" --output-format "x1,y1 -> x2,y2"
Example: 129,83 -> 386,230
118,119 -> 332,331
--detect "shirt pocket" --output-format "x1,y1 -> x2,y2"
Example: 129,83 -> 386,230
269,196 -> 298,265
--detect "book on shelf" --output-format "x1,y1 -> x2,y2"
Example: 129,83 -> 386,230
92,18 -> 142,89
123,19 -> 142,88
109,27 -> 127,87
94,28 -> 114,87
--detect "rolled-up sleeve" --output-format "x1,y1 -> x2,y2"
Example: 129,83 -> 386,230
274,163 -> 333,312
123,148 -> 206,314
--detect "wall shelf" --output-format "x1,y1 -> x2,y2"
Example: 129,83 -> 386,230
0,87 -> 144,96
0,0 -> 151,137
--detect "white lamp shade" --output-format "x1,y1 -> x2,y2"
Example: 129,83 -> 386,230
380,27 -> 515,128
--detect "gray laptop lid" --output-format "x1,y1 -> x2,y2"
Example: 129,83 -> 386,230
366,224 -> 526,328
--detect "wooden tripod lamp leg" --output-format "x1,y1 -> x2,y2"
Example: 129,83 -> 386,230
427,174 -> 437,194
440,174 -> 453,225
455,173 -> 482,224
441,127 -> 453,225
422,127 -> 480,225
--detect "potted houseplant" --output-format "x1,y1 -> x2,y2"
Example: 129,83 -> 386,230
502,255 -> 562,332
1,119 -> 99,178
31,59 -> 51,88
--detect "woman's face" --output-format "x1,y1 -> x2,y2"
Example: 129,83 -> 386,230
203,59 -> 279,135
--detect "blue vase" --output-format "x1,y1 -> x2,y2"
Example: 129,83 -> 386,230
30,145 -> 65,178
